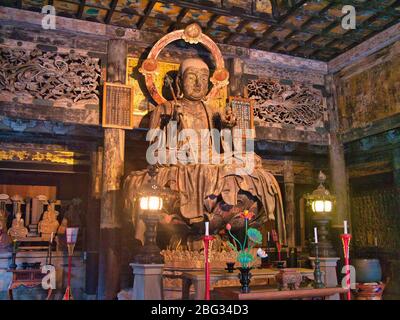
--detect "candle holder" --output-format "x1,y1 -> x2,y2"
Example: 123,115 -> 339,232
313,242 -> 325,289
63,227 -> 79,300
340,233 -> 352,300
9,239 -> 18,269
203,235 -> 214,300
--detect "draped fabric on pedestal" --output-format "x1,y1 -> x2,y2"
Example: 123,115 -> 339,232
124,163 -> 287,245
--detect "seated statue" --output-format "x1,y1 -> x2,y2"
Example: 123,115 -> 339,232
0,204 -> 8,234
38,201 -> 59,241
124,57 -> 286,245
0,219 -> 10,251
8,211 -> 28,239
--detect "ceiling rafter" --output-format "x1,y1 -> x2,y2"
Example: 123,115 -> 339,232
250,0 -> 308,49
137,0 -> 157,30
104,0 -> 119,24
3,0 -> 400,61
204,14 -> 220,33
167,7 -> 189,33
156,0 -> 278,25
223,20 -> 249,44
273,1 -> 338,53
310,0 -> 400,59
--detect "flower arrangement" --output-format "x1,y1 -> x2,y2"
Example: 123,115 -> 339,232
226,210 -> 263,268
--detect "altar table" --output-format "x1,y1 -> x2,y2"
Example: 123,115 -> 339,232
213,285 -> 348,300
7,269 -> 52,300
181,268 -> 317,300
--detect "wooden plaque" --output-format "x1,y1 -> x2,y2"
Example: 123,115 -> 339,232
102,82 -> 134,129
229,96 -> 254,131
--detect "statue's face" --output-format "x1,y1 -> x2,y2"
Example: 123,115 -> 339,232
181,67 -> 209,101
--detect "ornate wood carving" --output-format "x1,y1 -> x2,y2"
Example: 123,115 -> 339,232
246,78 -> 325,127
0,47 -> 100,106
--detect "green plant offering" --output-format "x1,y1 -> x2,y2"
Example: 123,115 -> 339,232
226,210 -> 263,268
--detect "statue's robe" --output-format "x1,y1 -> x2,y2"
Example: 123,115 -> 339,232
124,100 -> 287,245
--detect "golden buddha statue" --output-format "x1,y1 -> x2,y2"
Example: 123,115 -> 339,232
38,201 -> 59,240
8,211 -> 28,239
124,57 -> 286,245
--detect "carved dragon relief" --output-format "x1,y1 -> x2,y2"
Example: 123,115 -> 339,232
0,47 -> 100,107
246,78 -> 325,127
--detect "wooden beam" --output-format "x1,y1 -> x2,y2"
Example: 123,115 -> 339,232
204,14 -> 219,33
104,0 -> 118,24
223,20 -> 248,44
250,0 -> 308,48
308,0 -> 400,59
136,0 -> 156,30
157,0 -> 277,25
273,1 -> 336,52
270,0 -> 281,21
77,0 -> 86,19
167,7 -> 188,33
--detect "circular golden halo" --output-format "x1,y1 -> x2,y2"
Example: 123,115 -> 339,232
139,23 -> 229,105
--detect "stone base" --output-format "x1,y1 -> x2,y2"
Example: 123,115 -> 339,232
309,257 -> 340,300
130,263 -> 164,300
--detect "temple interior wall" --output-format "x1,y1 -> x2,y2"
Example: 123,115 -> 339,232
0,6 -> 399,298
332,39 -> 400,299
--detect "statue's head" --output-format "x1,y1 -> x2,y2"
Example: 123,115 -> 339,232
178,58 -> 209,101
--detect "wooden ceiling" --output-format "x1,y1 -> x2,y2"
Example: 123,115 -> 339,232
3,0 -> 400,61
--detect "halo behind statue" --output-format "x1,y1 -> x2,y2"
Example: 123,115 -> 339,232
139,23 -> 229,105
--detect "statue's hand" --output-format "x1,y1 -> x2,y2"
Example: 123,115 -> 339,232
221,109 -> 237,128
172,101 -> 184,121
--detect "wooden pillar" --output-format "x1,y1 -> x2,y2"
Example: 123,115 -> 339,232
227,57 -> 244,97
325,75 -> 350,227
85,147 -> 102,295
393,148 -> 400,189
283,161 -> 296,248
97,39 -> 127,300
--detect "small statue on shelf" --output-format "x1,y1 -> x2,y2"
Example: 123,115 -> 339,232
0,198 -> 9,233
8,210 -> 28,239
38,200 -> 59,241
0,219 -> 11,251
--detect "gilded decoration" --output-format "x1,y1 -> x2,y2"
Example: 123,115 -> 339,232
0,47 -> 100,107
246,78 -> 325,127
128,57 -> 180,126
138,23 -> 229,106
0,149 -> 78,165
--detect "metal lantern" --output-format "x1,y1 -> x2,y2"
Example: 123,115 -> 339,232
133,165 -> 172,264
309,171 -> 335,214
305,171 -> 336,257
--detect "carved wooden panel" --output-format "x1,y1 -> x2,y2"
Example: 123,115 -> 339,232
0,47 -> 100,107
246,78 -> 324,127
229,96 -> 254,131
102,82 -> 134,129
